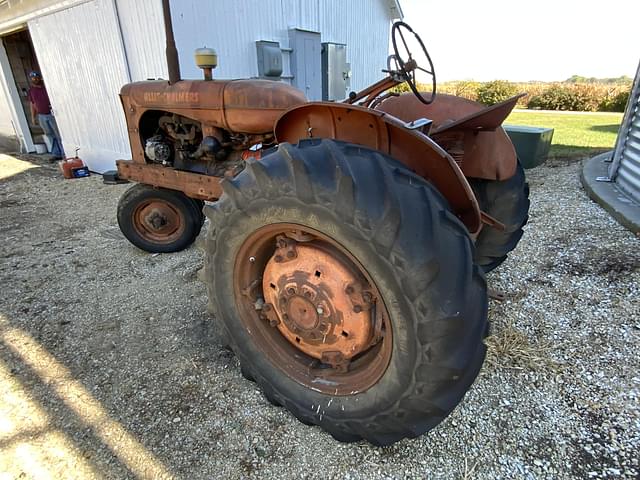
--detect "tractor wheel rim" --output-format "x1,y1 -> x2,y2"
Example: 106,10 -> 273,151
132,199 -> 185,244
233,224 -> 392,396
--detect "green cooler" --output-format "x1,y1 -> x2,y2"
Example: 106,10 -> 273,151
503,125 -> 554,169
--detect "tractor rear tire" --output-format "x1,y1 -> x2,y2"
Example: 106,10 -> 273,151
469,162 -> 530,273
188,198 -> 206,226
117,184 -> 204,253
202,139 -> 487,446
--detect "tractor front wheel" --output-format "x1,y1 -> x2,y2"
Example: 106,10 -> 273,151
203,139 -> 487,445
117,184 -> 204,253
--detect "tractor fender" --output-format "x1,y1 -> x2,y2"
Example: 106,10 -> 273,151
274,102 -> 481,234
376,93 -> 519,181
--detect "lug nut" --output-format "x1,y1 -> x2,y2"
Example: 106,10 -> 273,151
274,255 -> 284,263
316,306 -> 324,315
353,305 -> 363,313
249,256 -> 256,263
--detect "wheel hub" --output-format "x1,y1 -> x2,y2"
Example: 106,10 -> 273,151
286,295 -> 319,330
262,240 -> 375,364
133,200 -> 183,242
234,224 -> 392,394
146,211 -> 168,230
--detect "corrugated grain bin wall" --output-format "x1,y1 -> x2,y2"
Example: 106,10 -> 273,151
610,60 -> 640,203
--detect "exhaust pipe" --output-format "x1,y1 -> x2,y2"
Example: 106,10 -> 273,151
162,0 -> 181,84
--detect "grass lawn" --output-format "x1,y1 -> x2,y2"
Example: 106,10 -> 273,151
505,110 -> 623,160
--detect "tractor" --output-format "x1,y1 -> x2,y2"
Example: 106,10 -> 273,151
113,8 -> 529,446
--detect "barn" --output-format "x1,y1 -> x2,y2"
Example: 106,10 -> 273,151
0,0 -> 402,172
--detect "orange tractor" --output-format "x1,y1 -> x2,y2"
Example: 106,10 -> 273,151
114,9 -> 528,445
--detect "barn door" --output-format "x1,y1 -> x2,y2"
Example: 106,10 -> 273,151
28,0 -> 131,172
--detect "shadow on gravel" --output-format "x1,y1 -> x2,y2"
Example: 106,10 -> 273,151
0,319 -> 174,478
539,245 -> 640,281
0,153 -> 59,186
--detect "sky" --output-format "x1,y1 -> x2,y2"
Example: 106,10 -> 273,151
399,0 -> 640,82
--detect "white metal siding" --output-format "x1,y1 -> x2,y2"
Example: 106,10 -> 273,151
115,0 -> 169,81
170,0 -> 392,91
171,0 -> 298,81
318,0 -> 390,89
0,74 -> 16,142
0,0 -> 92,36
0,40 -> 34,152
28,0 -> 131,172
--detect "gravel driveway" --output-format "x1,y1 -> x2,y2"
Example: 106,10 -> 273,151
0,152 -> 638,479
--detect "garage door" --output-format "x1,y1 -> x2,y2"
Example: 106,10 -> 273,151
28,0 -> 131,172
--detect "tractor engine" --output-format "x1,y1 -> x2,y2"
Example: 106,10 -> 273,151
119,78 -> 306,178
143,113 -> 248,177
144,136 -> 172,165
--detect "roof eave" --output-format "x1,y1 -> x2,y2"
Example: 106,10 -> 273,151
388,0 -> 403,19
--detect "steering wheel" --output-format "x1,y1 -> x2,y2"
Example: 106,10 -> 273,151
391,21 -> 436,105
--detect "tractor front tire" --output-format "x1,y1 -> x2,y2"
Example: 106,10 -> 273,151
203,139 -> 487,446
117,184 -> 204,253
469,162 -> 530,273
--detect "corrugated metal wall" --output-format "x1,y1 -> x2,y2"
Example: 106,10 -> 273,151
0,73 -> 16,141
115,0 -> 168,81
170,0 -> 392,91
0,39 -> 31,152
610,60 -> 640,203
28,0 -> 131,171
318,0 -> 390,91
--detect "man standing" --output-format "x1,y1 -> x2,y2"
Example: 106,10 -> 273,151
27,71 -> 64,159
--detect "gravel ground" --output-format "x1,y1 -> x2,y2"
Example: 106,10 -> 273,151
0,152 -> 638,479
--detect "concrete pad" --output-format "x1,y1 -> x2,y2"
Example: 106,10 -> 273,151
581,151 -> 640,234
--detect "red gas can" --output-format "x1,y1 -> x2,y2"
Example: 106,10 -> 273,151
58,155 -> 89,179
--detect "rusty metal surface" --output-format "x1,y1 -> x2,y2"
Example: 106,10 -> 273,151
116,160 -> 222,201
377,93 -> 481,125
431,94 -> 526,134
275,102 -> 481,234
343,76 -> 403,107
121,79 -> 306,135
262,242 -> 374,362
132,199 -> 185,244
161,0 -> 180,84
232,224 -> 393,395
376,93 -> 520,180
488,288 -> 506,302
481,211 -> 506,231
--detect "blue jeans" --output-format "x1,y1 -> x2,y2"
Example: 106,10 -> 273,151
38,113 -> 65,158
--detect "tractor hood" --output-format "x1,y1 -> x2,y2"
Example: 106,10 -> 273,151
120,79 -> 307,134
